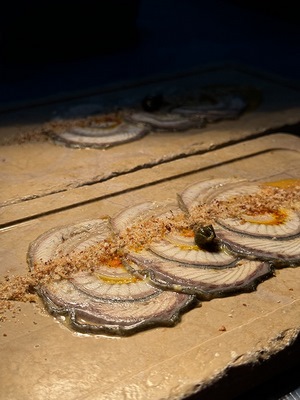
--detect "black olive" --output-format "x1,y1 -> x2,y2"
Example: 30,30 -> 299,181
141,94 -> 164,112
194,224 -> 216,250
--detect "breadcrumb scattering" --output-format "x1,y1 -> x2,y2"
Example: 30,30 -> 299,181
0,181 -> 299,320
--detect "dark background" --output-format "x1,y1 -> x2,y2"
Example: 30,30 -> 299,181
1,0 -> 300,111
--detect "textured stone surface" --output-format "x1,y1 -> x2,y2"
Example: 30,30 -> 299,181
1,67 -> 300,208
0,131 -> 299,400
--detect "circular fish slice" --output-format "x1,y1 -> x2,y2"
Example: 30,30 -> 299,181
126,89 -> 246,131
70,263 -> 159,302
171,94 -> 246,122
178,178 -> 243,213
211,181 -> 300,238
125,110 -> 197,131
125,252 -> 272,300
28,215 -> 195,335
217,208 -> 300,238
48,113 -> 149,148
27,219 -> 112,265
111,201 -> 237,267
38,277 -> 195,336
179,179 -> 300,239
215,224 -> 300,266
111,201 -> 182,236
111,201 -> 159,234
149,235 -> 236,266
212,181 -> 261,202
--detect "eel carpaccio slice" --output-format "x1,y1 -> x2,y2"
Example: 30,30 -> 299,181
48,111 -> 149,149
28,177 -> 299,335
28,218 -> 195,336
46,87 -> 249,148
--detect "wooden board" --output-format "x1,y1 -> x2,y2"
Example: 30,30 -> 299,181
0,133 -> 299,400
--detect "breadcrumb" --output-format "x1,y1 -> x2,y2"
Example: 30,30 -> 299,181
1,181 -> 299,318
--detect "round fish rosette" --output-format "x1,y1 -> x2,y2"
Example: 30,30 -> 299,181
28,177 -> 299,335
28,218 -> 195,335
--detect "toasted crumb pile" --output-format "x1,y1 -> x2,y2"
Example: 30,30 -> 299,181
1,113 -> 123,146
1,181 -> 299,319
46,113 -> 123,134
0,275 -> 37,321
190,184 -> 300,222
118,212 -> 190,250
1,105 -> 110,144
0,229 -> 128,316
0,129 -> 50,146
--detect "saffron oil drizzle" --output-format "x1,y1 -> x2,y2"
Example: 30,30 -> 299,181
27,178 -> 300,335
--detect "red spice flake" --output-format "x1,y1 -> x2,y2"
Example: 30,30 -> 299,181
0,179 -> 299,318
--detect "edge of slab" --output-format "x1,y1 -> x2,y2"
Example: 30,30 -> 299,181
1,132 -> 299,227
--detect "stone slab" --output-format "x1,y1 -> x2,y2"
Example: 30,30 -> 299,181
0,133 -> 299,400
1,66 -> 300,208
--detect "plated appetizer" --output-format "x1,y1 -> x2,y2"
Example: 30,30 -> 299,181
27,178 -> 300,335
46,86 -> 252,148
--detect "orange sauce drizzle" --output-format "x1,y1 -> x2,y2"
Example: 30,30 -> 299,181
106,257 -> 123,268
95,256 -> 141,284
180,228 -> 195,238
263,178 -> 300,189
96,274 -> 140,285
243,208 -> 288,225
